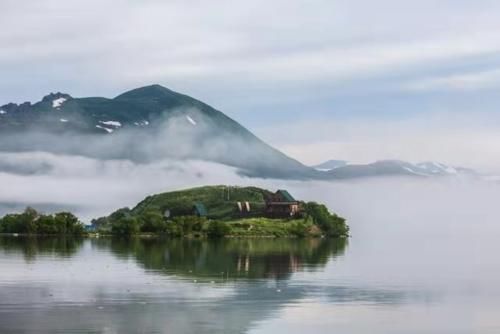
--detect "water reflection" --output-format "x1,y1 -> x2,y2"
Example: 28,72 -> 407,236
0,236 -> 409,333
99,237 -> 347,281
0,235 -> 83,261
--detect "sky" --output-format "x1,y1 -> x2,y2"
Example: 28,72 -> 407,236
1,0 -> 500,171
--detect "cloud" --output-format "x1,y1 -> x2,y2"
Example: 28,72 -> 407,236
0,152 -> 244,221
2,0 -> 500,104
405,68 -> 500,92
0,108 -> 311,220
2,0 -> 500,177
255,112 -> 500,173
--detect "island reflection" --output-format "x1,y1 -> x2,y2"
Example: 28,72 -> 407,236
95,237 -> 347,281
0,236 -> 411,334
0,236 -> 347,280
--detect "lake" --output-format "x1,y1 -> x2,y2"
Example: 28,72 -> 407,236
1,178 -> 499,333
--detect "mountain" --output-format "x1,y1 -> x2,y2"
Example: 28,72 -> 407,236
313,159 -> 477,179
0,85 -> 317,179
0,85 -> 477,181
312,160 -> 348,171
0,85 -> 262,135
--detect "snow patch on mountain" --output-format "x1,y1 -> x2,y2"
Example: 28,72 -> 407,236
417,162 -> 459,175
315,158 -> 476,179
312,160 -> 348,171
95,125 -> 113,133
186,115 -> 197,126
60,118 -> 68,123
52,98 -> 67,109
134,120 -> 149,126
0,110 -> 6,115
402,166 -> 429,176
99,120 -> 122,127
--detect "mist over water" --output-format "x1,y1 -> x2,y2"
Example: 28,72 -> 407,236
1,167 -> 500,332
1,122 -> 499,333
1,149 -> 499,221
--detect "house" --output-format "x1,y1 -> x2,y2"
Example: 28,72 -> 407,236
84,224 -> 97,232
193,202 -> 208,217
265,189 -> 301,218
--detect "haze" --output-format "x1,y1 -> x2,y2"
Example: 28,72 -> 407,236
2,0 -> 500,170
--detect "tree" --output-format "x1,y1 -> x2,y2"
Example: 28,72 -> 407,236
140,211 -> 167,233
0,214 -> 23,233
304,202 -> 349,237
90,217 -> 109,231
206,221 -> 231,238
322,214 -> 349,237
37,215 -> 58,234
54,212 -> 83,235
111,216 -> 140,235
0,208 -> 84,235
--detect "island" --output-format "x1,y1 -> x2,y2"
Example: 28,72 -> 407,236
0,186 -> 349,238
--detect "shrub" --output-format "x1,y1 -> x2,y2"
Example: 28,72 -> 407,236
169,216 -> 206,235
140,211 -> 167,233
322,214 -> 349,237
165,221 -> 183,237
290,221 -> 309,238
304,202 -> 349,237
206,221 -> 231,238
111,216 -> 140,235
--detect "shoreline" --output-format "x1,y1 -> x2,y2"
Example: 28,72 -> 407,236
0,232 -> 347,239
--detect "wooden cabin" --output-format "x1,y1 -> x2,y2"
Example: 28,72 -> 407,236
265,190 -> 301,218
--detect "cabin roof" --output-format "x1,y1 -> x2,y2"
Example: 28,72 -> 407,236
276,189 -> 295,202
193,202 -> 207,216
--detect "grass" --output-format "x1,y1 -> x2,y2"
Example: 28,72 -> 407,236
224,217 -> 319,238
131,185 -> 272,220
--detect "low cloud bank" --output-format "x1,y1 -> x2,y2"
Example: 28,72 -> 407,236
0,107 -> 311,179
0,152 -> 245,221
256,112 -> 500,174
1,149 -> 499,226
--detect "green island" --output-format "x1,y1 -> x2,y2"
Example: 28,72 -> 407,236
0,186 -> 349,238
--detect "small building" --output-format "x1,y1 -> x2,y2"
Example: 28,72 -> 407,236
193,202 -> 208,217
84,224 -> 97,232
265,190 -> 301,218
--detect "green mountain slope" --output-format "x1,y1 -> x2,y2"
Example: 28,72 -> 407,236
131,185 -> 271,220
0,85 -> 317,179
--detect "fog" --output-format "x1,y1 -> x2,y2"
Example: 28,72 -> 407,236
0,107 -> 311,180
3,146 -> 500,333
0,106 -> 498,223
0,152 -> 240,221
1,146 -> 499,227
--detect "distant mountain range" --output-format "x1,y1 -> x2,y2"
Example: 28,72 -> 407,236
0,84 -> 477,180
312,159 -> 477,179
313,160 -> 349,171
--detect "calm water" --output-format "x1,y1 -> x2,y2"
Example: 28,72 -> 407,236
1,179 -> 500,333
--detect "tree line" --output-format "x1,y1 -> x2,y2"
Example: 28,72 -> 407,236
0,201 -> 349,238
91,201 -> 349,238
92,208 -> 228,238
0,207 -> 84,235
